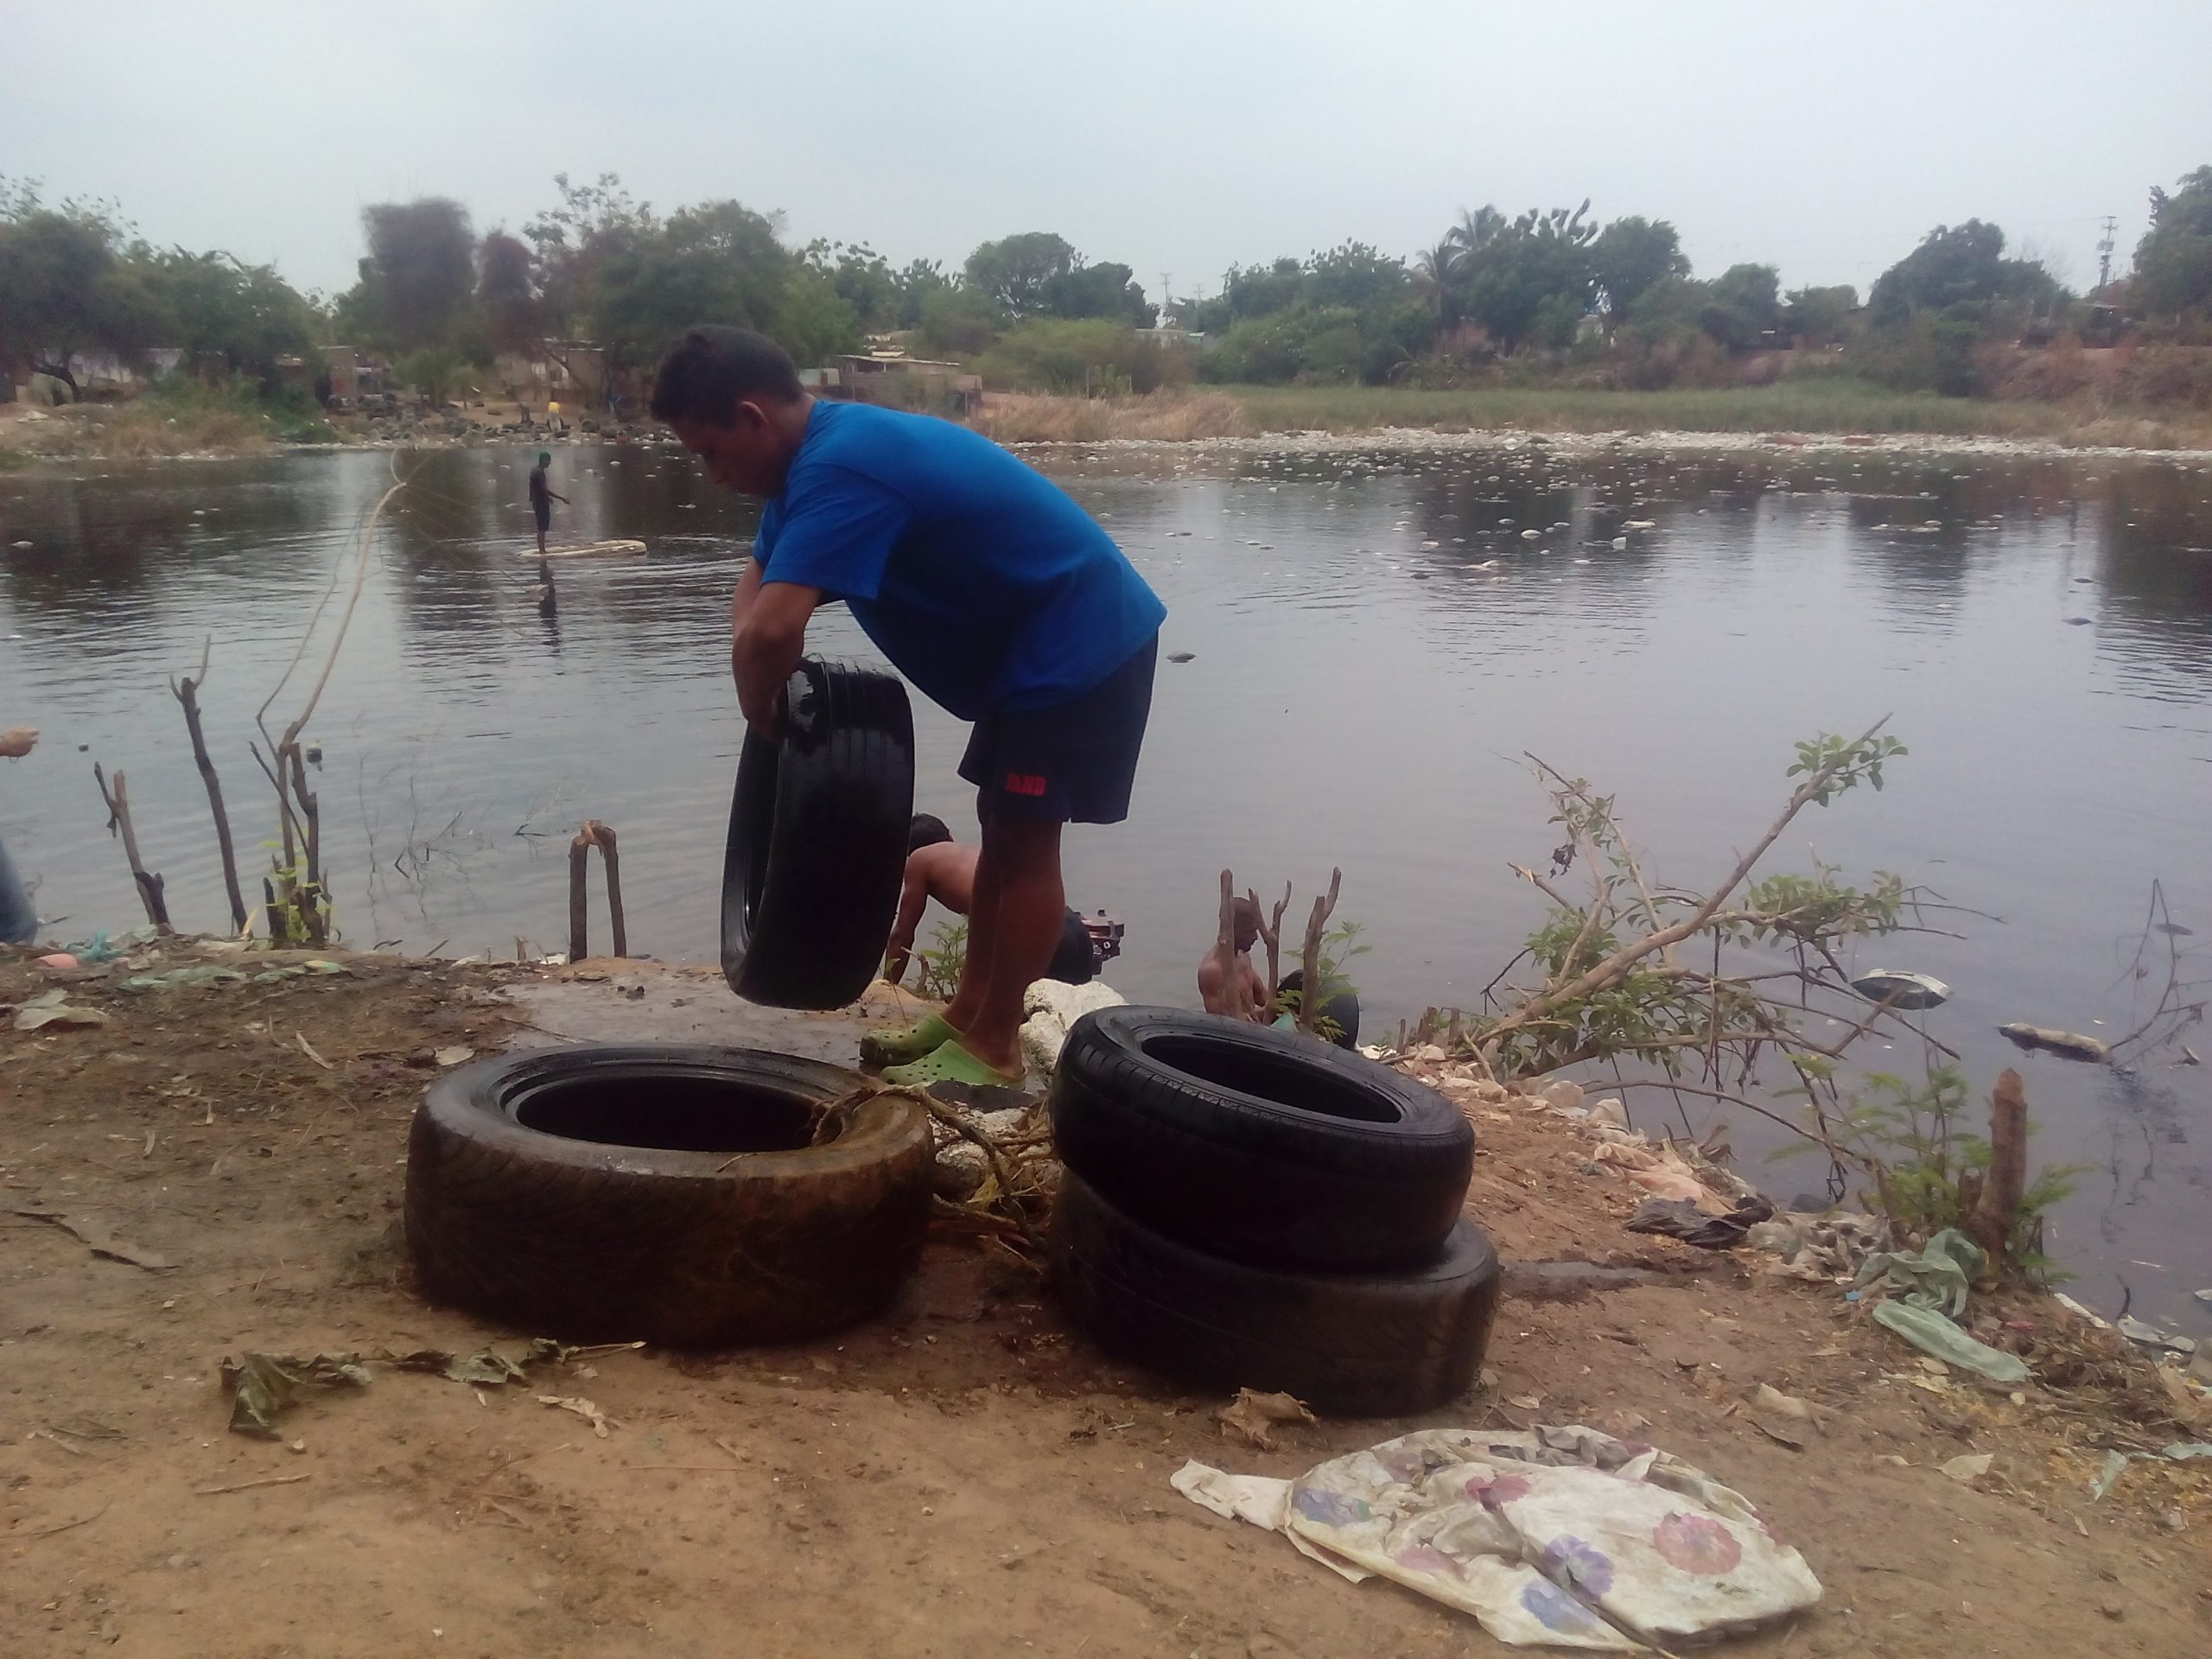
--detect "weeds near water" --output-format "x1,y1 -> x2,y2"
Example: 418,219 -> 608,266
913,921 -> 968,1002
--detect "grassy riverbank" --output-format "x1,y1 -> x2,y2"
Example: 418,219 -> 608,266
976,378 -> 2212,448
0,381 -> 335,464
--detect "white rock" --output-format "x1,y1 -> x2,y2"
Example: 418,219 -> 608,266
1586,1096 -> 1629,1130
1410,1043 -> 1448,1063
1018,977 -> 1128,1074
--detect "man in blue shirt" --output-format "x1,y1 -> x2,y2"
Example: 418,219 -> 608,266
650,327 -> 1164,1088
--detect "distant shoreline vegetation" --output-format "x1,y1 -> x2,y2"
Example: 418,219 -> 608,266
3,167 -> 2209,427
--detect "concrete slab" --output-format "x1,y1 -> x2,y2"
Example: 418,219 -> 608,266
499,957 -> 932,1067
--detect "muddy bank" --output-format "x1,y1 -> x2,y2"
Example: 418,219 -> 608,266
3,940 -> 2209,1656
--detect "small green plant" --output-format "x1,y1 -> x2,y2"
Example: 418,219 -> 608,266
1277,917 -> 1369,1043
913,920 -> 967,1002
1780,1065 -> 2088,1283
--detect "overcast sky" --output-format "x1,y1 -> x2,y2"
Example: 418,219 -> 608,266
8,1 -> 2208,305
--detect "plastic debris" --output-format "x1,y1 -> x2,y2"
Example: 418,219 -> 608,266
1218,1389 -> 1316,1452
1849,969 -> 1951,1010
2163,1442 -> 2212,1461
433,1046 -> 474,1067
118,965 -> 249,992
1869,1302 -> 2030,1385
2115,1316 -> 2194,1356
1997,1023 -> 2108,1063
1174,1425 -> 1821,1649
1855,1228 -> 1983,1317
11,989 -> 111,1030
2090,1450 -> 2130,1501
1625,1193 -> 1776,1250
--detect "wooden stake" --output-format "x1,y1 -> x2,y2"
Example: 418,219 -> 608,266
1967,1068 -> 2029,1265
1295,867 -> 1342,1036
1213,869 -> 1253,1022
171,638 -> 248,933
569,821 -> 627,961
92,763 -> 170,932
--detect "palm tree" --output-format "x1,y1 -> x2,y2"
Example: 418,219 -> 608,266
1450,206 -> 1505,253
1414,238 -> 1463,329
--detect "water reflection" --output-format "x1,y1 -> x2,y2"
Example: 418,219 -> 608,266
2,435 -> 2209,1319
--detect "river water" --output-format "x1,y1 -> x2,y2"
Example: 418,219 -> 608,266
3,435 -> 2209,1325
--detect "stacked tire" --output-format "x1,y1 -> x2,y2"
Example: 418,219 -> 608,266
1047,1007 -> 1500,1415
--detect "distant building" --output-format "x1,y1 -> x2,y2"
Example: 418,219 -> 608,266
807,353 -> 982,416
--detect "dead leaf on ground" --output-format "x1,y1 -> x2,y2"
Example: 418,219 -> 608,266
1939,1452 -> 1993,1484
295,1032 -> 333,1070
434,1046 -> 474,1067
537,1393 -> 612,1437
8,1208 -> 173,1270
221,1351 -> 372,1438
391,1346 -> 530,1387
1748,1382 -> 1820,1449
1217,1388 -> 1316,1451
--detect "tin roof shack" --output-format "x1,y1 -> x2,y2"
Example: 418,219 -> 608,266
817,353 -> 982,416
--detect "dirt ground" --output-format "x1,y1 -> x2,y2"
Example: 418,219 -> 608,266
3,943 -> 2209,1658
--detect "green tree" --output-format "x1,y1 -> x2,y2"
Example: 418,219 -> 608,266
1457,204 -> 1598,351
804,239 -> 899,333
144,249 -> 315,385
963,232 -> 1077,319
916,284 -> 1008,356
891,259 -> 951,330
1302,241 -> 1409,310
1592,216 -> 1690,318
2131,165 -> 2212,320
1697,263 -> 1782,350
358,197 -> 475,351
770,267 -> 863,367
1413,238 -> 1463,329
1868,220 -> 2063,327
1783,283 -> 1858,346
585,199 -> 795,375
0,184 -> 171,390
1039,259 -> 1154,324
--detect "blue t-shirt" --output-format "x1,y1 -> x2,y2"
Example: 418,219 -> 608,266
753,402 -> 1165,719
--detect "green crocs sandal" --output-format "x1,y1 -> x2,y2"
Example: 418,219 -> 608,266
880,1039 -> 1026,1091
859,1012 -> 963,1072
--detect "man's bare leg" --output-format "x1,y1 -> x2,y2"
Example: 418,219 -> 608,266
942,816 -> 1062,1074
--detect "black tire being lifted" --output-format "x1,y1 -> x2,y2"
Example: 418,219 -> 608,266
1050,1168 -> 1501,1416
405,1045 -> 932,1346
722,658 -> 915,1009
1049,1006 -> 1473,1271
1275,968 -> 1360,1048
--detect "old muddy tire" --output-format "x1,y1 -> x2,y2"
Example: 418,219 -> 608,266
404,1044 -> 933,1346
722,658 -> 915,1008
1050,1169 -> 1501,1416
1049,1006 -> 1472,1271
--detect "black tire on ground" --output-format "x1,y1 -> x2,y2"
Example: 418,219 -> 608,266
1049,1006 -> 1472,1271
721,658 -> 914,1008
404,1044 -> 933,1346
1275,968 -> 1360,1048
1050,1168 -> 1501,1416
1045,907 -> 1097,985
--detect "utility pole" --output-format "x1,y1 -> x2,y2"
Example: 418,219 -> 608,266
2095,216 -> 2117,296
1160,271 -> 1172,326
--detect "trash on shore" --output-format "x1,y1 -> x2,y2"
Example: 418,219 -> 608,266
1870,1302 -> 2031,1385
222,1352 -> 373,1438
11,989 -> 111,1030
1173,1424 -> 1821,1649
1854,1228 -> 1981,1317
1998,1023 -> 2109,1063
1848,969 -> 1950,1010
1624,1193 -> 1775,1249
1218,1388 -> 1316,1451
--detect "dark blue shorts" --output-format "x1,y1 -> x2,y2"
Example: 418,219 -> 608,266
959,635 -> 1156,825
533,498 -> 551,530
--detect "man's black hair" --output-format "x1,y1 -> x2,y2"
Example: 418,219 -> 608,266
907,813 -> 954,855
649,326 -> 804,425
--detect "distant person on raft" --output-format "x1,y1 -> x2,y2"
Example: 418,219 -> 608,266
651,327 -> 1162,1088
528,449 -> 569,556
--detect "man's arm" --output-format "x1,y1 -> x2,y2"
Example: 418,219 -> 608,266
550,492 -> 569,505
733,576 -> 823,735
881,856 -> 931,984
